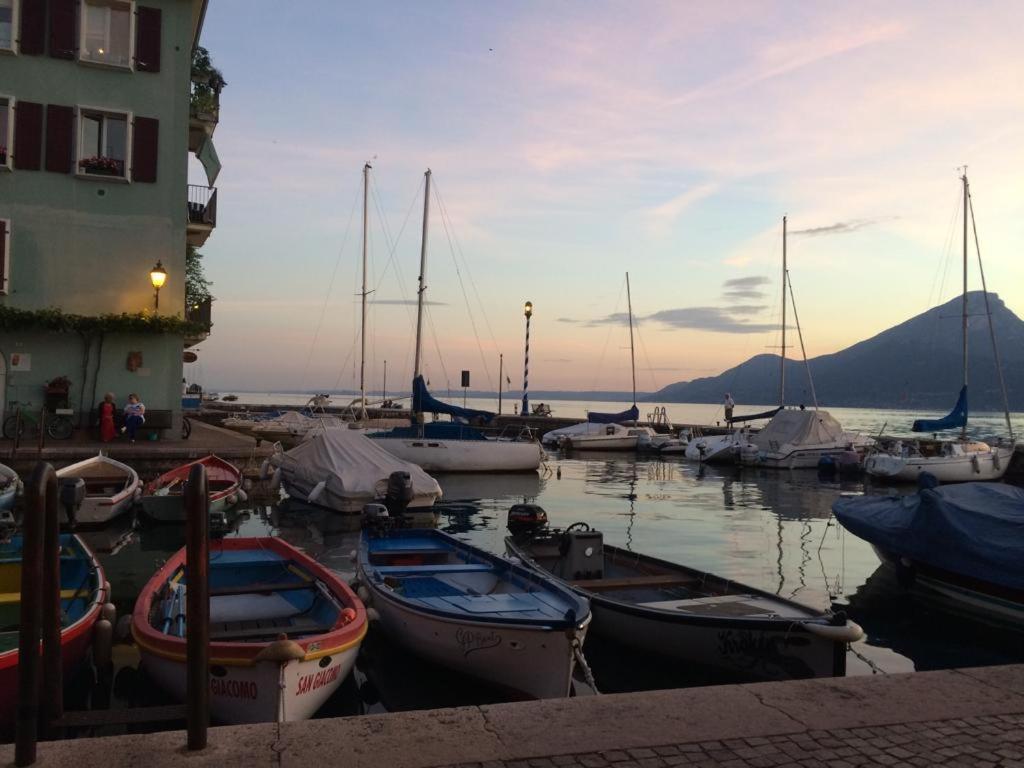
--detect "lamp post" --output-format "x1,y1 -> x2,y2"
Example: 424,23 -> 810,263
521,301 -> 532,417
150,260 -> 167,312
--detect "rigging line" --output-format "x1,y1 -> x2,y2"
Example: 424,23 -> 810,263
590,278 -> 627,394
924,182 -> 965,370
968,193 -> 1014,440
423,303 -> 451,391
786,270 -> 818,410
370,174 -> 422,330
297,175 -> 362,392
331,320 -> 363,392
432,180 -> 505,364
633,320 -> 659,398
431,180 -> 494,391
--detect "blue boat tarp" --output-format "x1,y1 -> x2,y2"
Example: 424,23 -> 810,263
832,482 -> 1024,590
587,404 -> 639,424
912,385 -> 967,433
412,375 -> 495,424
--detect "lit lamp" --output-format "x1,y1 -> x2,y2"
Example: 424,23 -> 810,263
150,260 -> 167,311
522,301 -> 533,417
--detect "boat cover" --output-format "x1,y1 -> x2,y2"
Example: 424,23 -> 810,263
833,482 -> 1024,590
912,385 -> 968,433
751,409 -> 844,449
275,429 -> 442,504
412,376 -> 495,424
587,404 -> 640,424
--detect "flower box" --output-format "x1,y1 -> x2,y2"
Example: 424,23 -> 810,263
78,156 -> 123,176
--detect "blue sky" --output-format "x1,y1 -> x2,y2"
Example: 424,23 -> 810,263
187,1 -> 1024,395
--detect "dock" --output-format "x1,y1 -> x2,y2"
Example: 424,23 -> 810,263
3,664 -> 1022,767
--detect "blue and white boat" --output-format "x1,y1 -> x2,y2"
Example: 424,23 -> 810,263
833,481 -> 1024,627
357,527 -> 591,699
0,463 -> 20,521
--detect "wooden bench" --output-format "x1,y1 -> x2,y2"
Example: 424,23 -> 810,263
88,408 -> 174,439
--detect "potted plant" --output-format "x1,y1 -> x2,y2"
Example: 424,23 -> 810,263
78,156 -> 122,176
46,376 -> 71,394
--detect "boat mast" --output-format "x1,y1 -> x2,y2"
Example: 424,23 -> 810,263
961,172 -> 969,440
413,170 -> 431,382
498,353 -> 503,415
359,162 -> 371,421
626,272 -> 637,406
780,216 -> 787,407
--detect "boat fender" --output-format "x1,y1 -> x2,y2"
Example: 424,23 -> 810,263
260,459 -> 272,479
366,607 -> 381,623
349,549 -> 358,563
115,614 -> 134,642
103,581 -> 113,600
93,618 -> 113,671
341,608 -> 358,625
237,488 -> 248,503
357,586 -> 371,603
101,602 -> 116,624
227,494 -> 238,506
255,635 -> 306,662
971,455 -> 980,473
270,468 -> 282,490
803,620 -> 864,643
307,480 -> 327,503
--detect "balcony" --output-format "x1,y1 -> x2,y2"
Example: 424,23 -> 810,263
185,297 -> 213,348
189,80 -> 220,153
187,184 -> 217,247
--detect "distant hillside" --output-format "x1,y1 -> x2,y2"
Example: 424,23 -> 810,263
647,291 -> 1024,410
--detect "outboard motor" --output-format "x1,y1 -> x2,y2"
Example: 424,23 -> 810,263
383,471 -> 413,517
361,502 -> 391,537
59,476 -> 87,529
507,504 -> 549,535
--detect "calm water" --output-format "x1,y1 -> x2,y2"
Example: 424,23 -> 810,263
64,448 -> 1023,731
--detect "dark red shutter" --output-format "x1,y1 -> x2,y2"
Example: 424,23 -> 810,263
45,105 -> 75,174
132,117 -> 159,183
13,101 -> 44,171
135,7 -> 162,72
0,220 -> 7,293
49,0 -> 77,60
18,0 -> 46,55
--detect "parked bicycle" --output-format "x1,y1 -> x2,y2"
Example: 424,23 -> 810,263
2,402 -> 75,440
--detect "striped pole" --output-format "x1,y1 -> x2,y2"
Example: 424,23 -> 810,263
522,301 -> 533,416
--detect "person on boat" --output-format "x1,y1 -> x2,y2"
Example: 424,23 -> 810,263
724,393 -> 735,422
98,392 -> 117,442
123,393 -> 146,445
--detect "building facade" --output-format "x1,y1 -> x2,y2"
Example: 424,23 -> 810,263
0,0 -> 215,434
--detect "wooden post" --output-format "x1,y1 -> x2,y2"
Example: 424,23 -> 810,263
15,464 -> 48,766
185,463 -> 209,750
40,464 -> 63,737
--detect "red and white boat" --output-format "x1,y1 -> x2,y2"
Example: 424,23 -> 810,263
141,455 -> 245,523
132,537 -> 367,723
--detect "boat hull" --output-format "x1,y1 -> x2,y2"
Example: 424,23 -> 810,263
360,578 -> 586,699
57,455 -> 141,525
370,437 -> 542,472
567,435 -> 638,451
742,445 -> 859,470
865,448 -> 1012,483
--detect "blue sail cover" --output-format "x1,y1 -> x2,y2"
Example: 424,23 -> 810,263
912,385 -> 967,433
412,375 -> 495,424
832,483 -> 1024,590
587,404 -> 640,424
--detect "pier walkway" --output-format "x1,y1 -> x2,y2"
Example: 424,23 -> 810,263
4,664 -> 1023,768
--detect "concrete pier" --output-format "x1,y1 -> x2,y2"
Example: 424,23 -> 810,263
4,664 -> 1023,767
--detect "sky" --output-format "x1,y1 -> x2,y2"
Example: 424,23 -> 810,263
187,1 -> 1024,396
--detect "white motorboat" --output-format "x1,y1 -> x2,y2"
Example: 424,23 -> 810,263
57,454 -> 141,525
740,409 -> 872,469
683,429 -> 754,464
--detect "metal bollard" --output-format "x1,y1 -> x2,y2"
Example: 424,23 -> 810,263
185,463 -> 210,750
15,464 -> 49,766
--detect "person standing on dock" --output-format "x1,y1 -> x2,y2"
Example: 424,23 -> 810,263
122,393 -> 146,445
724,393 -> 735,422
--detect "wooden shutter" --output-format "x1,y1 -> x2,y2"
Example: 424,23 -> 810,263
0,220 -> 7,295
132,117 -> 159,183
49,0 -> 77,60
45,105 -> 76,174
135,6 -> 162,72
13,101 -> 44,171
18,0 -> 47,55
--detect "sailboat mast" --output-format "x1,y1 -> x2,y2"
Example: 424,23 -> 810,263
413,170 -> 431,381
961,172 -> 969,439
359,163 -> 370,420
626,272 -> 637,405
780,216 -> 787,407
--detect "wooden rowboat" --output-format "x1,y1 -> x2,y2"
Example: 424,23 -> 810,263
141,455 -> 244,523
0,534 -> 109,730
57,454 -> 141,526
132,537 -> 367,723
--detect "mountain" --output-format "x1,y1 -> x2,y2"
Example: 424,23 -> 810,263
648,291 -> 1024,410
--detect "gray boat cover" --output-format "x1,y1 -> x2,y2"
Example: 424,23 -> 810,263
833,483 -> 1024,590
751,409 -> 845,449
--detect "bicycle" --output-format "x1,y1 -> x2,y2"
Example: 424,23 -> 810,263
181,415 -> 192,439
2,402 -> 75,440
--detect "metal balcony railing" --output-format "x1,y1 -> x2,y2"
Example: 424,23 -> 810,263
187,185 -> 217,227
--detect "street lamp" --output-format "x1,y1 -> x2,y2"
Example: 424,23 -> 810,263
521,301 -> 533,417
150,260 -> 167,311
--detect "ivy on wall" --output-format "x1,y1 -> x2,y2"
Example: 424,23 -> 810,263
0,307 -> 210,336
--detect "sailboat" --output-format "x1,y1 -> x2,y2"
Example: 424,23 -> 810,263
865,173 -> 1014,483
741,217 -> 872,469
367,170 -> 542,472
567,273 -> 654,451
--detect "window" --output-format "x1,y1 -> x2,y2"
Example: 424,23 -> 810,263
0,0 -> 15,53
77,108 -> 130,179
0,219 -> 9,295
80,0 -> 133,68
0,96 -> 11,169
